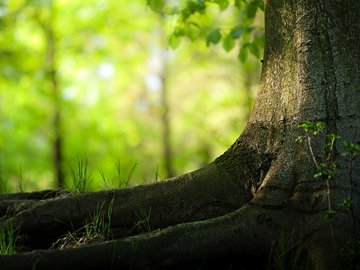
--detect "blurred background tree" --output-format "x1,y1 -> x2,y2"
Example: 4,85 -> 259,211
0,0 -> 262,192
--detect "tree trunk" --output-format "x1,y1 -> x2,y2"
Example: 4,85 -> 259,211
158,15 -> 175,179
43,2 -> 65,188
1,0 -> 359,269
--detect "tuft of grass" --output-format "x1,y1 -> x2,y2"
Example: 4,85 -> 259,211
84,197 -> 114,241
0,222 -> 19,255
0,176 -> 9,194
117,160 -> 138,189
17,164 -> 26,193
133,195 -> 152,232
137,205 -> 152,232
52,197 -> 115,249
99,160 -> 138,190
69,157 -> 92,193
98,167 -> 112,190
154,165 -> 161,182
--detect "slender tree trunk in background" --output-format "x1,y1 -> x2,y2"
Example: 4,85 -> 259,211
0,96 -> 5,192
0,146 -> 4,193
0,1 -> 359,269
43,3 -> 64,188
160,71 -> 174,178
158,15 -> 174,178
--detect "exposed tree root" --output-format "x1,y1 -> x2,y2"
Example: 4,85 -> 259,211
1,129 -> 358,269
1,198 -> 348,270
0,203 -> 300,270
0,163 -> 253,249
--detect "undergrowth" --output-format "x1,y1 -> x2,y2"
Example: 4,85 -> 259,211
296,121 -> 360,269
52,196 -> 115,249
0,222 -> 19,255
68,157 -> 92,193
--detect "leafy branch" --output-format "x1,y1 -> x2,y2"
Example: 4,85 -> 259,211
146,0 -> 265,61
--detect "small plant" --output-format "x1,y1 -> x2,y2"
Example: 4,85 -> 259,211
298,122 -> 360,223
0,176 -> 9,194
298,121 -> 360,254
99,160 -> 138,190
297,121 -> 338,222
98,167 -> 112,190
52,197 -> 115,249
84,197 -> 114,241
132,194 -> 152,232
0,222 -> 19,255
117,161 -> 138,189
17,164 -> 26,192
136,206 -> 152,232
69,157 -> 92,193
154,165 -> 161,182
296,121 -> 326,167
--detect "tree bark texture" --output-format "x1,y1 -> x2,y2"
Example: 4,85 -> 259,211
1,0 -> 359,269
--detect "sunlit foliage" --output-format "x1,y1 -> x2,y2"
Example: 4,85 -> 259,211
0,0 -> 262,192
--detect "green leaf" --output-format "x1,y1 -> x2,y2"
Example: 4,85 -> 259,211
206,29 -> 222,46
146,0 -> 165,13
234,0 -> 244,9
341,197 -> 353,208
314,122 -> 326,134
186,0 -> 206,16
249,42 -> 260,58
230,26 -> 242,39
223,34 -> 235,52
238,45 -> 248,62
245,1 -> 258,19
341,141 -> 360,158
256,0 -> 264,11
213,0 -> 229,11
169,33 -> 182,49
185,21 -> 201,41
169,26 -> 184,48
295,136 -> 306,143
324,210 -> 337,221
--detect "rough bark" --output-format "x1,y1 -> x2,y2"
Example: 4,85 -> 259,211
1,0 -> 360,269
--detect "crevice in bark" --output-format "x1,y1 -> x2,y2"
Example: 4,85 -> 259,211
215,122 -> 283,199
